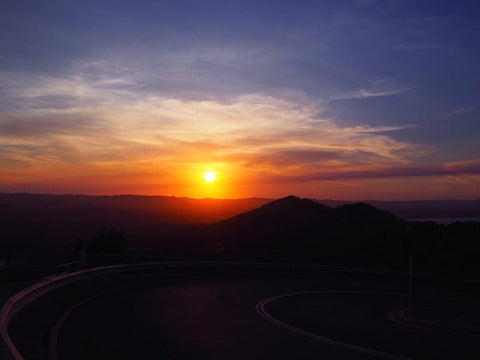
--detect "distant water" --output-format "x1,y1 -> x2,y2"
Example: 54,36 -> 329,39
408,218 -> 480,224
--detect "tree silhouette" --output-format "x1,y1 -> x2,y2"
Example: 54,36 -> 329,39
87,227 -> 129,263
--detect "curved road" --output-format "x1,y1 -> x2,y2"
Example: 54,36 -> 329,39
52,277 -> 479,360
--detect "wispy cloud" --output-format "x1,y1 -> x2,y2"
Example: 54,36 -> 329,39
392,44 -> 443,50
0,55 -> 437,196
261,160 -> 480,184
444,158 -> 480,174
326,79 -> 415,102
0,80 -> 433,182
436,106 -> 476,119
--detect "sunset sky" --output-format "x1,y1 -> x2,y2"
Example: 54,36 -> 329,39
1,0 -> 479,200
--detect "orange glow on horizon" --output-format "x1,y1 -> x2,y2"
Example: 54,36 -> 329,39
2,157 -> 479,200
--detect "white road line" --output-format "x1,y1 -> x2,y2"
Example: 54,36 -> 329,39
388,308 -> 480,336
256,291 -> 415,360
48,281 -> 158,360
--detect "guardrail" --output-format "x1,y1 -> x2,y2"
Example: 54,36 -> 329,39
0,261 -> 474,360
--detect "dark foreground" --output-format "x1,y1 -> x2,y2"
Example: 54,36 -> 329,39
8,270 -> 479,360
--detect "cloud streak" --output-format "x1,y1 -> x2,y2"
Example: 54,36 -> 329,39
326,79 -> 416,102
392,44 -> 443,50
0,74 -> 433,185
262,160 -> 480,184
436,107 -> 476,119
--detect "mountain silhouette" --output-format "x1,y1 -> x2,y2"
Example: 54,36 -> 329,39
203,196 -> 407,266
336,202 -> 397,222
2,193 -> 479,276
214,195 -> 335,230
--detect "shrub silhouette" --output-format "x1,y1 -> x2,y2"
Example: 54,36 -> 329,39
87,227 -> 129,263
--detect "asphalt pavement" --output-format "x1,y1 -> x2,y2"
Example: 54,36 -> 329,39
47,276 -> 479,360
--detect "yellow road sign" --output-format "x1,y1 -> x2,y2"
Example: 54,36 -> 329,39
214,241 -> 224,254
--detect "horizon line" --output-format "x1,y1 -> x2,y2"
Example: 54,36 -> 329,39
1,191 -> 479,203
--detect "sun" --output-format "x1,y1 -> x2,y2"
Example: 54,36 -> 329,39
203,171 -> 216,183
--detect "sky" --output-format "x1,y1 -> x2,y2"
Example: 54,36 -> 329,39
0,0 -> 479,200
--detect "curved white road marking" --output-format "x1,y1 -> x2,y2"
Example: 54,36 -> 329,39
388,308 -> 480,336
49,281 -> 158,360
256,291 -> 415,360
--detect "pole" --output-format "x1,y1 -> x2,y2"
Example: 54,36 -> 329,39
79,238 -> 86,268
6,250 -> 11,273
408,255 -> 413,313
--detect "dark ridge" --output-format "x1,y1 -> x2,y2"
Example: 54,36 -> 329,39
0,192 -> 271,225
213,195 -> 335,231
255,195 -> 333,216
2,193 -> 479,277
316,198 -> 480,219
336,202 -> 396,221
201,196 -> 406,265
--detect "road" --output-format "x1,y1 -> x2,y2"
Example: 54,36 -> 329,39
48,276 -> 479,360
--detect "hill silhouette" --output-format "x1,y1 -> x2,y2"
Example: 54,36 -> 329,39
215,195 -> 335,231
202,196 -> 407,267
336,202 -> 396,221
1,193 -> 479,277
317,198 -> 480,220
0,193 -> 269,252
198,196 -> 480,275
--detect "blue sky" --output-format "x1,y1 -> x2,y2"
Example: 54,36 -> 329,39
1,0 -> 479,199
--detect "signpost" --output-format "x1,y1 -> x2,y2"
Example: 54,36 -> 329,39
213,241 -> 224,271
214,241 -> 224,256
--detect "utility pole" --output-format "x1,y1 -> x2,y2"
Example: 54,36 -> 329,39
214,239 -> 224,272
406,223 -> 414,314
408,255 -> 413,313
